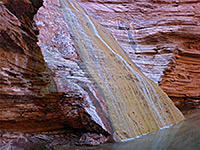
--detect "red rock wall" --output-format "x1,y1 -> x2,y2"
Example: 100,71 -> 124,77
0,0 -> 57,130
0,0 -> 113,146
0,0 -> 195,147
34,0 -> 113,143
35,0 -> 184,142
160,35 -> 200,108
77,0 -> 200,108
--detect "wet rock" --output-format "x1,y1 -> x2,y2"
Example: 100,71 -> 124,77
34,0 -> 113,137
77,0 -> 200,108
45,0 -> 184,142
1,0 -> 186,147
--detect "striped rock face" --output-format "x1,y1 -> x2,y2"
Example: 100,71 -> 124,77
0,0 -> 185,147
35,0 -> 184,142
77,0 -> 200,108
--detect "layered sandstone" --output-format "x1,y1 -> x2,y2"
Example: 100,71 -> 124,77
35,0 -> 184,142
1,0 -> 185,147
77,0 -> 200,108
0,0 -> 112,146
0,0 -> 57,130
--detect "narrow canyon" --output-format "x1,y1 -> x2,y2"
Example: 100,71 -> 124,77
0,0 -> 199,148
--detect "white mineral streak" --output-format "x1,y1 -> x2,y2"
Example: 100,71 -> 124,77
59,0 -> 184,141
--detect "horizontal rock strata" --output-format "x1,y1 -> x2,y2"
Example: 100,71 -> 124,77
0,0 -> 113,146
1,0 -> 186,147
43,0 -> 184,142
77,0 -> 200,108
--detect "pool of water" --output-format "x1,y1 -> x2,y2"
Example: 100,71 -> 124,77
64,108 -> 200,150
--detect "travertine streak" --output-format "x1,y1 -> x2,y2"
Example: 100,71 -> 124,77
59,0 -> 184,141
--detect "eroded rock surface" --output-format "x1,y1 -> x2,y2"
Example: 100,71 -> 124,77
1,0 -> 186,147
34,0 -> 184,142
0,0 -> 112,146
77,0 -> 200,107
0,0 -> 57,130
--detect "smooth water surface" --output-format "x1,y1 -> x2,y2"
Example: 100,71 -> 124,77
63,109 -> 200,150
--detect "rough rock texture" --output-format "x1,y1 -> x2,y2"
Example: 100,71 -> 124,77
34,0 -> 113,142
34,0 -> 112,135
77,0 -> 200,108
34,0 -> 184,142
0,0 -> 57,130
0,131 -> 73,149
0,0 -> 112,146
0,0 -> 185,147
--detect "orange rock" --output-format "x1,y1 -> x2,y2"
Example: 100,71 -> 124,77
0,0 -> 112,146
77,0 -> 200,108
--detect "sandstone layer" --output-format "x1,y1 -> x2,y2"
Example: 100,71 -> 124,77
0,0 -> 57,130
0,0 -> 113,146
77,0 -> 200,108
1,0 -> 185,147
35,0 -> 184,142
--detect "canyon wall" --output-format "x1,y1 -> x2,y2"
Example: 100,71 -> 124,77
0,0 -> 187,148
77,0 -> 200,108
0,0 -> 56,130
0,0 -> 113,147
35,0 -> 184,142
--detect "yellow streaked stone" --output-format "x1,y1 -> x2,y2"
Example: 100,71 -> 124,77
59,0 -> 185,141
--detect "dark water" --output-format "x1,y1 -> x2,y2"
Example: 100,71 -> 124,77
64,109 -> 200,150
